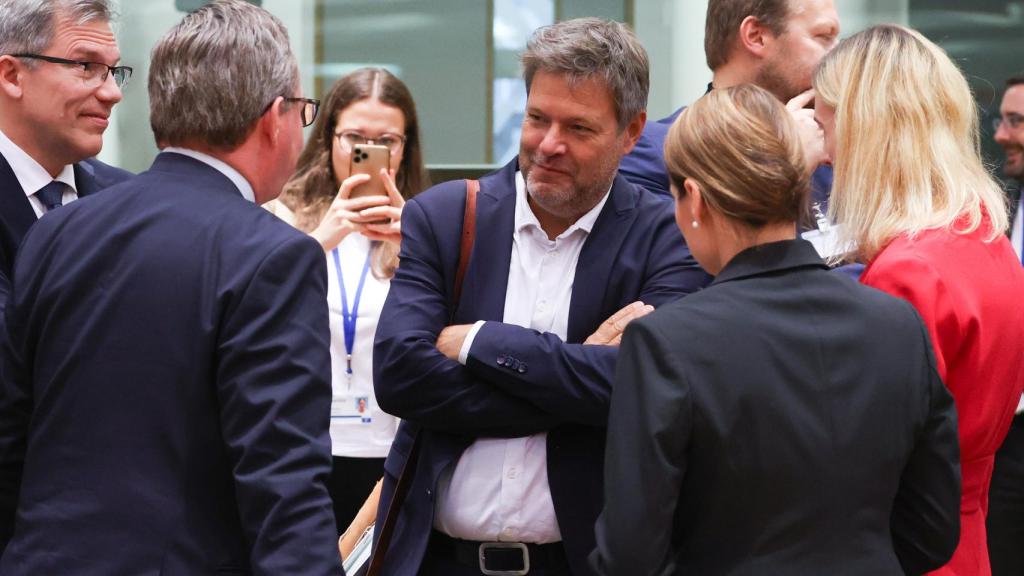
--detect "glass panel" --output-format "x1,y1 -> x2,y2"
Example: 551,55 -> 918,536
320,0 -> 489,165
492,0 -> 554,164
910,0 -> 1024,172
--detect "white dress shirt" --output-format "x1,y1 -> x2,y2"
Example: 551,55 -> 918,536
162,147 -> 255,203
433,171 -> 610,543
0,128 -> 78,217
326,232 -> 398,457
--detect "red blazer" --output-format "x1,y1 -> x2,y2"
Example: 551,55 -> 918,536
862,218 -> 1024,576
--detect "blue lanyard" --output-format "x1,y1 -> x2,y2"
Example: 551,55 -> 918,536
331,248 -> 371,387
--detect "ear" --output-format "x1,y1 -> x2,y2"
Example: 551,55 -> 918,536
259,95 -> 284,146
0,56 -> 25,100
737,15 -> 773,59
620,111 -> 647,155
684,178 -> 705,224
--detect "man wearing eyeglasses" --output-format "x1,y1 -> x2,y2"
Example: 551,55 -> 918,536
0,0 -> 133,315
987,74 -> 1024,576
0,1 -> 340,575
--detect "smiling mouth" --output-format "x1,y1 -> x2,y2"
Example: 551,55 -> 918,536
534,162 -> 569,176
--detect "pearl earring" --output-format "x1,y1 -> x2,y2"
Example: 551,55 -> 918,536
691,220 -> 699,229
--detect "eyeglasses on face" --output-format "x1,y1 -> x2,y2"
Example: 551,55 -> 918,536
993,113 -> 1024,132
283,97 -> 320,127
334,130 -> 406,155
10,53 -> 132,88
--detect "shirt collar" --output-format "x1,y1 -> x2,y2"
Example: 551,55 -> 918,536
513,170 -> 611,240
162,146 -> 255,203
0,127 -> 78,198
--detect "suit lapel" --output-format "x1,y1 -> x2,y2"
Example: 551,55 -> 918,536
0,153 -> 40,242
456,162 -> 517,323
567,174 -> 638,343
73,161 -> 100,197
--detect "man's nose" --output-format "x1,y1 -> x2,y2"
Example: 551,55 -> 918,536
95,73 -> 124,105
538,125 -> 567,156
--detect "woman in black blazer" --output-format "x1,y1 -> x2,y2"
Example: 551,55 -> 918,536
591,84 -> 961,576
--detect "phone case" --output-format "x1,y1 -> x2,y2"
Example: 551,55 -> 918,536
349,144 -> 391,199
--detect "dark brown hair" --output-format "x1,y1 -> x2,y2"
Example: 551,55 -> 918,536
704,0 -> 790,70
279,67 -> 428,278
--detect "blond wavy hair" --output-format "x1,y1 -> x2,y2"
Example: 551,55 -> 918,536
813,24 -> 1008,262
664,84 -> 810,229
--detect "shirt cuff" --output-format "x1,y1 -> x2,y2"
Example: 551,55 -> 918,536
457,321 -> 486,365
1016,393 -> 1024,415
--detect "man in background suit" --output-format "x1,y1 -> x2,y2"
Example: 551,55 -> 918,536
373,18 -> 710,576
619,0 -> 839,217
0,1 -> 342,574
987,74 -> 1024,576
0,0 -> 132,311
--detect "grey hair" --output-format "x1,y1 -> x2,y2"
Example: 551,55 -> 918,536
0,0 -> 113,61
521,17 -> 649,129
148,0 -> 298,150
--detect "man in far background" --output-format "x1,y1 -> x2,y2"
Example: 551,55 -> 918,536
987,73 -> 1024,576
0,0 -> 131,311
620,0 -> 839,222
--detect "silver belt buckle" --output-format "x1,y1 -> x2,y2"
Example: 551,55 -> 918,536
478,541 -> 529,576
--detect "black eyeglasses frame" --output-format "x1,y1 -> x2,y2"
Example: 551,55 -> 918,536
10,53 -> 132,88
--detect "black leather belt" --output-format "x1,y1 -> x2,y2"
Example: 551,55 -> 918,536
430,530 -> 568,575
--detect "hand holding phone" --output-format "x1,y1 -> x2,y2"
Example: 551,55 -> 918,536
310,172 -> 388,251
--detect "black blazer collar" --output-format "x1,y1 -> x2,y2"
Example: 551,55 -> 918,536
712,239 -> 828,286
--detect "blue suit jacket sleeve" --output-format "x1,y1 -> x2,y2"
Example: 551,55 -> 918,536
0,268 -> 29,554
374,198 -> 561,437
462,196 -> 705,427
214,234 -> 342,575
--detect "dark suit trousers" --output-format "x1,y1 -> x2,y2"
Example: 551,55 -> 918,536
988,414 -> 1024,576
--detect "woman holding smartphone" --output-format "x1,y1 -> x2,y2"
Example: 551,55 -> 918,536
814,25 -> 1024,575
266,67 -> 428,532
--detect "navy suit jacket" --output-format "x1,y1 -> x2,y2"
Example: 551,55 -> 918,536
619,106 -> 833,218
0,154 -> 132,312
0,153 -> 342,575
372,159 -> 711,575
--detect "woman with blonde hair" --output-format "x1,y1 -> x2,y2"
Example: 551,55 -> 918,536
594,83 -> 960,576
266,67 -> 428,532
814,24 -> 1024,575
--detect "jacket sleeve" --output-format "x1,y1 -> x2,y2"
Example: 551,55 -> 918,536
374,198 -> 561,438
890,307 -> 961,575
0,265 -> 29,554
462,201 -> 707,427
591,319 -> 691,576
214,234 -> 342,576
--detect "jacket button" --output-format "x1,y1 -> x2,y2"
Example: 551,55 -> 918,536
497,355 -> 506,365
518,364 -> 528,374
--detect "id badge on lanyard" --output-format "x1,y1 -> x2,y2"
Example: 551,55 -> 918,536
330,247 -> 373,425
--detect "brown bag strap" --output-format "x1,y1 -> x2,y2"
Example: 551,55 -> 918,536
454,179 -> 479,305
366,179 -> 479,576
